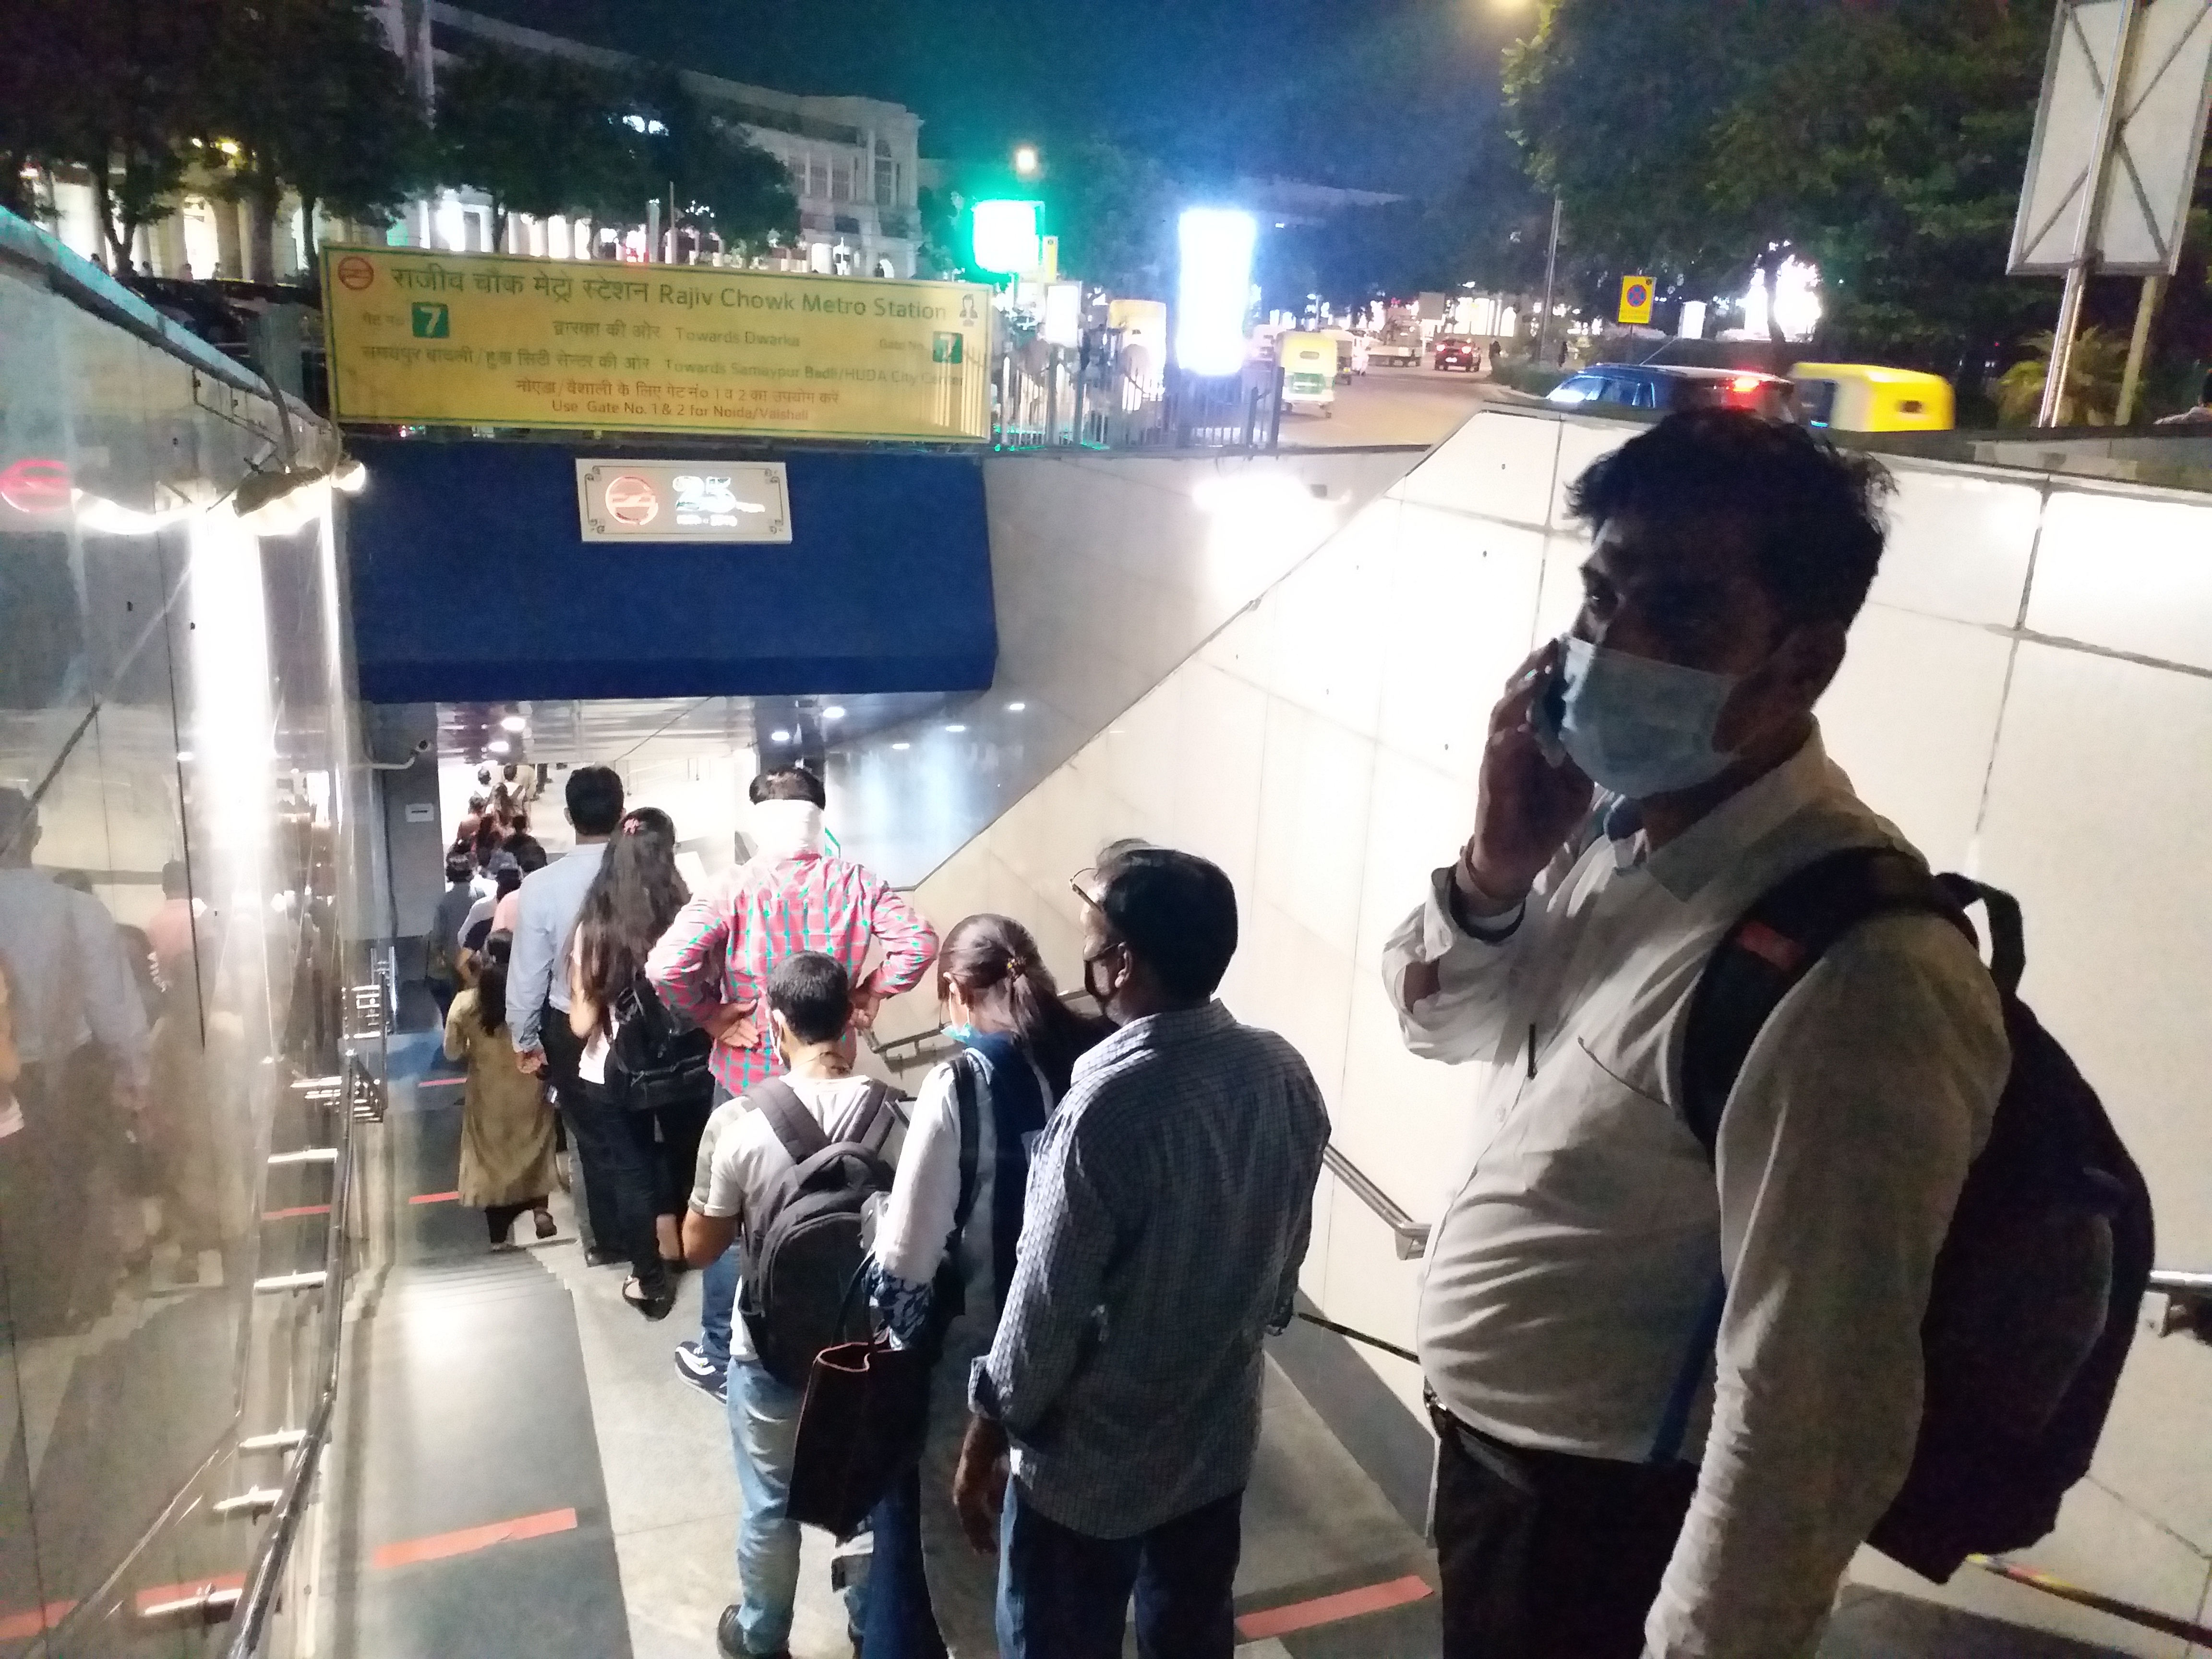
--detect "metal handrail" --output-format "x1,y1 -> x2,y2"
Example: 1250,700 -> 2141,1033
1971,1555 -> 2212,1647
1324,1143 -> 1431,1261
221,1044 -> 361,1658
2149,1268 -> 2212,1296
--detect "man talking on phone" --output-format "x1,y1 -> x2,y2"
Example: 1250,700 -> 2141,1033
1382,411 -> 2009,1659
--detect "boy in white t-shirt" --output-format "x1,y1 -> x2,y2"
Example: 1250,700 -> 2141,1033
682,952 -> 901,1659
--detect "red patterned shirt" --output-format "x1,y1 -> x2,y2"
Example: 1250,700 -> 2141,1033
645,852 -> 938,1096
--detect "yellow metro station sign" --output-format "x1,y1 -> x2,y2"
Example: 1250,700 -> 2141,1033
320,246 -> 993,443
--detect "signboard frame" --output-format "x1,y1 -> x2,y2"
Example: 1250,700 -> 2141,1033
1618,276 -> 1655,325
575,459 -> 793,544
2008,0 -> 2212,276
320,246 -> 992,443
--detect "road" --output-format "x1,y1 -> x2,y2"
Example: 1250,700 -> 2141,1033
1275,363 -> 1507,449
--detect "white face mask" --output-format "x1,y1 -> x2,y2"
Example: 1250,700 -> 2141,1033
1537,635 -> 1743,800
751,798 -> 824,860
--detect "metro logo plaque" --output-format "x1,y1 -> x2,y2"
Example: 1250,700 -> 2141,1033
576,459 -> 792,543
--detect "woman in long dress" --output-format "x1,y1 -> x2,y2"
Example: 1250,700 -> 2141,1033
442,929 -> 558,1248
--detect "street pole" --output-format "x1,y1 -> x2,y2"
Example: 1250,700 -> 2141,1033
2116,272 -> 2166,425
1534,193 -> 1563,367
2038,0 -> 2143,427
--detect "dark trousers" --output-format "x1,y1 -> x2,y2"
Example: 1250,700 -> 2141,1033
0,1050 -> 121,1339
539,1001 -> 616,1253
1431,1401 -> 1696,1659
568,1079 -> 712,1296
565,1079 -> 661,1288
998,1480 -> 1243,1659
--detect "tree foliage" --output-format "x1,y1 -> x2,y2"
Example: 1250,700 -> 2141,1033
434,47 -> 649,237
435,52 -> 795,255
637,75 -> 799,256
207,0 -> 430,278
1506,0 -> 2065,367
0,0 -> 426,276
0,0 -> 221,269
1050,140 -> 1184,299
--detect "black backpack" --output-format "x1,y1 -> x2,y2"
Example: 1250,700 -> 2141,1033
608,972 -> 715,1113
739,1078 -> 903,1387
1683,846 -> 2154,1583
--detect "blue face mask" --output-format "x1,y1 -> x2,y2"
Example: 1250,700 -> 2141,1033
942,1022 -> 977,1045
1545,636 -> 1741,800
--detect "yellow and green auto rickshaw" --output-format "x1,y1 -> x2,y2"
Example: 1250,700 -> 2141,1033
1789,363 -> 1955,433
1280,331 -> 1338,417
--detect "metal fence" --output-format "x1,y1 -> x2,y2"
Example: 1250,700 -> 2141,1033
993,352 -> 1286,453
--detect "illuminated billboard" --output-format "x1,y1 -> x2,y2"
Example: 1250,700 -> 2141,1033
971,200 -> 1044,276
1175,209 -> 1257,378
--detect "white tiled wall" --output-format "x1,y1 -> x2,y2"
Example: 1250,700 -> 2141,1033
909,407 -> 2212,1648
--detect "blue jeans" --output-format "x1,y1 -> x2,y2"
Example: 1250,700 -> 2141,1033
997,1480 -> 1243,1659
699,1244 -> 738,1369
863,1468 -> 947,1659
697,1080 -> 739,1369
727,1359 -> 864,1655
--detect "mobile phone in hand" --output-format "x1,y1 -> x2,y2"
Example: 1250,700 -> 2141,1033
1530,649 -> 1569,768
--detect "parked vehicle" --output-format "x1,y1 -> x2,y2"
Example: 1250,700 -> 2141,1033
1368,333 -> 1421,369
1548,363 -> 1792,418
1279,331 -> 1338,416
1434,337 -> 1481,372
1789,362 -> 1955,432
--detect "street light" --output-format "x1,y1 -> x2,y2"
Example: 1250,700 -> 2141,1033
1013,144 -> 1040,179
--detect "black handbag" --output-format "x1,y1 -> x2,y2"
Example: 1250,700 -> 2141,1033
607,973 -> 714,1112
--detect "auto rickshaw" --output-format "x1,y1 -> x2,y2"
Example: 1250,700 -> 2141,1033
1788,363 -> 1955,433
1279,331 -> 1338,416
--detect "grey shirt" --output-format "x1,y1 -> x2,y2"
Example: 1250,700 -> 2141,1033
970,1000 -> 1329,1539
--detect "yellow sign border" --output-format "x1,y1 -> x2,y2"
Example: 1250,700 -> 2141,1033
319,245 -> 993,444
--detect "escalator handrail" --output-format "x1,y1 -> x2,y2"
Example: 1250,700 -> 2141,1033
221,1044 -> 362,1658
1323,1142 -> 1431,1260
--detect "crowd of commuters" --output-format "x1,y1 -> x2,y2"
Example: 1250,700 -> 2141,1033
642,819 -> 1322,1659
404,412 -> 2033,1659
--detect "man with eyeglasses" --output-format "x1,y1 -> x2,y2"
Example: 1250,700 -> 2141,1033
950,845 -> 1329,1659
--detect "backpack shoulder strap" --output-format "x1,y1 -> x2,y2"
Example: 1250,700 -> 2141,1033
1681,845 -> 1972,1159
753,1078 -> 830,1166
950,1051 -> 983,1231
846,1079 -> 901,1153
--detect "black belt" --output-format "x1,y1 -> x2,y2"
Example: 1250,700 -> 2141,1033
1425,1386 -> 1543,1494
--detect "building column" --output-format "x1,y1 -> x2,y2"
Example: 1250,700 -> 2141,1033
214,196 -> 244,278
152,213 -> 188,278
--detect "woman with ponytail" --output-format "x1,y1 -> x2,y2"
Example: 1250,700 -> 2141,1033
863,914 -> 1110,1656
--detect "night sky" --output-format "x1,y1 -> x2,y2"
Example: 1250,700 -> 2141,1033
459,0 -> 1513,196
